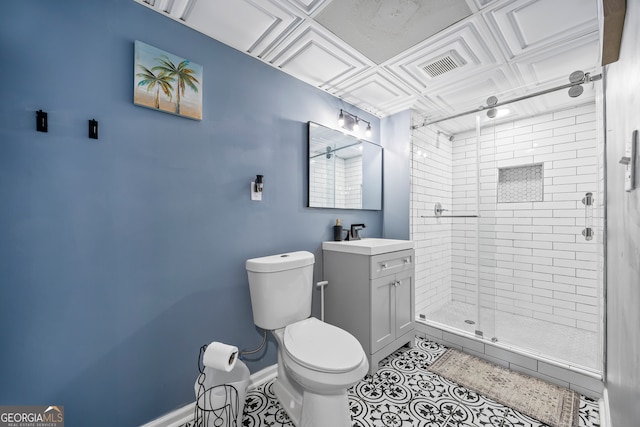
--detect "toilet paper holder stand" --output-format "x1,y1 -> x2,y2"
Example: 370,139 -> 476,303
195,344 -> 243,427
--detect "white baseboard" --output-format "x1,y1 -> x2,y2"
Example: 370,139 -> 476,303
599,387 -> 612,427
247,363 -> 278,389
140,364 -> 278,427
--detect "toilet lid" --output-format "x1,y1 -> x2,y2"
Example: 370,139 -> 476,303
283,317 -> 364,373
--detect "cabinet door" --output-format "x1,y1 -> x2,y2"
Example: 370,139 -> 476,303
371,276 -> 395,353
394,270 -> 414,338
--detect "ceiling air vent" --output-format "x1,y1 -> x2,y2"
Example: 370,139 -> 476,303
422,51 -> 465,78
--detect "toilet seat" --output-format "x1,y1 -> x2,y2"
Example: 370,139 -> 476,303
283,317 -> 364,373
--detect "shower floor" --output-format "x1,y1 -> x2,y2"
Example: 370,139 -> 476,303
425,300 -> 599,371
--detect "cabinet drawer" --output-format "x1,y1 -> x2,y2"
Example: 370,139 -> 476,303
370,249 -> 414,279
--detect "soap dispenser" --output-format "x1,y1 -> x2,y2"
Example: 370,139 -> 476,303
333,219 -> 343,241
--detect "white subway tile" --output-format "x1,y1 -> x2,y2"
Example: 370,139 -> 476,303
514,129 -> 553,143
545,167 -> 577,177
576,269 -> 597,279
533,264 -> 576,277
546,184 -> 577,193
553,122 -> 596,136
553,104 -> 595,120
533,117 -> 575,132
553,242 -> 597,252
514,113 -> 554,128
532,217 -> 576,226
552,157 -> 597,168
496,125 -> 533,139
514,254 -> 553,265
533,295 -> 576,313
533,280 -> 576,293
535,150 -> 577,162
553,275 -> 594,287
553,258 -> 597,271
553,140 -> 596,153
533,133 -> 576,147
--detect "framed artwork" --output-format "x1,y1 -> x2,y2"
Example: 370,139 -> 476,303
134,40 -> 203,120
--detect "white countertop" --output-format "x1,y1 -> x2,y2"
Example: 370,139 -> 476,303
322,238 -> 414,256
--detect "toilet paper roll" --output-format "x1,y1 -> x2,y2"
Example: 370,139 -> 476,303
203,341 -> 238,372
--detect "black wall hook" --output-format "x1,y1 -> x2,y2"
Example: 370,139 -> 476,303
36,110 -> 47,132
88,119 -> 98,139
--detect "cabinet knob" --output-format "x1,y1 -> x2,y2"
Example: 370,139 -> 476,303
404,258 -> 410,264
381,263 -> 388,269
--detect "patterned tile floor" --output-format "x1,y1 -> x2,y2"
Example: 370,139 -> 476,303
189,337 -> 600,427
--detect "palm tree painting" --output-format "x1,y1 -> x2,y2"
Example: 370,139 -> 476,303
134,41 -> 202,120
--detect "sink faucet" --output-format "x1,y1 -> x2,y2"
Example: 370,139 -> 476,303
348,223 -> 366,240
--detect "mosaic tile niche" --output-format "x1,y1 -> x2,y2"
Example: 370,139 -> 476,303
498,163 -> 544,203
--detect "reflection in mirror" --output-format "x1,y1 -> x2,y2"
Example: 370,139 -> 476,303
308,121 -> 382,210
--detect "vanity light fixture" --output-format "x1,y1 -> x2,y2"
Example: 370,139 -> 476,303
337,109 -> 372,138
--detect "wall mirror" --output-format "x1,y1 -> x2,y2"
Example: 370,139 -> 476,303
308,121 -> 382,210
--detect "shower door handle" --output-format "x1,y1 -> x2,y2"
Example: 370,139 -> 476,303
581,192 -> 593,241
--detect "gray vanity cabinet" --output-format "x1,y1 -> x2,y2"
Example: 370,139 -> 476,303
323,248 -> 415,375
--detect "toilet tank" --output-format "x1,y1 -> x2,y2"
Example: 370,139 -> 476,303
246,251 -> 314,330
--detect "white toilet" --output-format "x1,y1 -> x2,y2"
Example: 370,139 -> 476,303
246,251 -> 368,427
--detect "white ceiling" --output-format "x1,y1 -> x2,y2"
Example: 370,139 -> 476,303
133,0 -> 601,132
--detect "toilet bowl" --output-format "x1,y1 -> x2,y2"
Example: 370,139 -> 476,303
245,251 -> 369,427
272,317 -> 369,427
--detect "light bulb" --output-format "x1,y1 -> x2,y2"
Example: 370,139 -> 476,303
353,118 -> 360,132
365,123 -> 372,137
338,110 -> 344,127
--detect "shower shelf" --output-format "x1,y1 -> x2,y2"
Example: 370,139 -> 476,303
425,202 -> 479,218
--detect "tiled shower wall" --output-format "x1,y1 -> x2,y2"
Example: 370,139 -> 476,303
309,156 -> 335,207
310,155 -> 362,208
410,122 -> 453,317
411,103 -> 600,332
338,156 -> 362,209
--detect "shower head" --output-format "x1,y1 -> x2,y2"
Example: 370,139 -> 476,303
436,130 -> 454,143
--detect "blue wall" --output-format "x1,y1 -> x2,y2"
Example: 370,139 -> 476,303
0,1 -> 400,425
382,111 -> 411,240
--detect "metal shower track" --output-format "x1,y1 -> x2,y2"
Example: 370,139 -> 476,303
412,72 -> 603,129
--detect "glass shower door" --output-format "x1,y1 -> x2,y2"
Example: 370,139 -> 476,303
485,88 -> 603,371
411,111 -> 496,341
